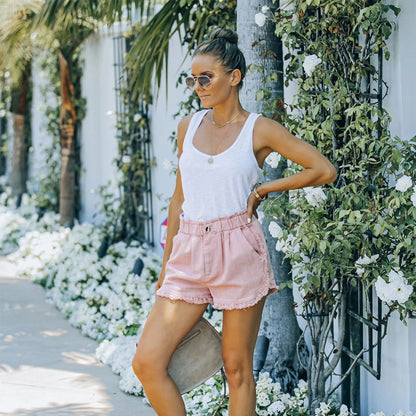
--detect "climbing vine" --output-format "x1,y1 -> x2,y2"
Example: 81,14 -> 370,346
31,47 -> 86,215
256,0 -> 415,411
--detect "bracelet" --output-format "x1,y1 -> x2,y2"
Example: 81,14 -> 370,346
252,182 -> 268,202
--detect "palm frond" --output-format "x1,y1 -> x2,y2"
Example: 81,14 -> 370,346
33,0 -> 99,45
100,0 -> 157,24
125,0 -> 215,103
0,0 -> 43,85
34,0 -> 157,29
34,0 -> 98,28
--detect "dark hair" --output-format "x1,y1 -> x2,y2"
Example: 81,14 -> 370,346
193,28 -> 246,89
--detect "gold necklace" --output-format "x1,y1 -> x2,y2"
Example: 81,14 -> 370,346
210,108 -> 243,128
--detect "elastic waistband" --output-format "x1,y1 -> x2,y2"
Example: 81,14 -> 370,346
179,210 -> 250,235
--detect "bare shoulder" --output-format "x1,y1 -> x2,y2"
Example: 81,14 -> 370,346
252,115 -> 292,152
254,115 -> 287,138
178,114 -> 193,136
176,114 -> 193,150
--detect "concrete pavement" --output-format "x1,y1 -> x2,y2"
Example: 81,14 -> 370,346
0,258 -> 157,416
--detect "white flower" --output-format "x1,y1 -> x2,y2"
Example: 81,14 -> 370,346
268,221 -> 283,239
303,54 -> 322,77
265,152 -> 281,168
163,159 -> 175,171
375,269 -> 413,305
122,155 -> 131,164
315,402 -> 331,415
257,211 -> 265,224
388,269 -> 413,304
261,5 -> 270,13
395,175 -> 412,192
304,186 -> 327,207
339,404 -> 350,416
257,392 -> 270,406
133,113 -> 142,122
375,276 -> 391,303
275,239 -> 286,253
0,109 -> 6,118
255,12 -> 266,27
268,400 -> 285,413
356,267 -> 365,276
355,254 -> 379,266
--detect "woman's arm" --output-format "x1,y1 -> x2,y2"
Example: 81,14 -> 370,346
156,115 -> 192,292
247,117 -> 337,221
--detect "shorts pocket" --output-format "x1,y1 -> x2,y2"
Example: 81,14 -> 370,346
239,225 -> 264,257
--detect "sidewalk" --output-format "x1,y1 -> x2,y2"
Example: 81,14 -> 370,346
0,258 -> 157,416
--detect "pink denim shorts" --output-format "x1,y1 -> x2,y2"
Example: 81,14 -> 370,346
156,210 -> 278,310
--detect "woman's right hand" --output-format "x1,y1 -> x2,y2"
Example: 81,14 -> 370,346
155,270 -> 165,294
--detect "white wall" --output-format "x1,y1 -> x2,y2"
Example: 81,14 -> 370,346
383,0 -> 416,142
78,27 -> 119,225
361,314 -> 416,415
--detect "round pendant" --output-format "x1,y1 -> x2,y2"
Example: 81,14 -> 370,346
208,157 -> 214,164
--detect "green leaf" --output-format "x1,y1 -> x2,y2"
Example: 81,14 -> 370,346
256,89 -> 265,102
339,210 -> 350,219
372,223 -> 382,236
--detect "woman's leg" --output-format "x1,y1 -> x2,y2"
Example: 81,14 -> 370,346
222,297 -> 266,416
132,296 -> 208,416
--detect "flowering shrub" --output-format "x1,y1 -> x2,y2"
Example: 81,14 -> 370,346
0,190 -> 60,255
183,372 -> 355,416
9,223 -> 160,341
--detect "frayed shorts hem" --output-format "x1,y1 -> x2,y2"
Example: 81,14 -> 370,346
213,286 -> 279,310
156,290 -> 212,305
156,284 -> 279,310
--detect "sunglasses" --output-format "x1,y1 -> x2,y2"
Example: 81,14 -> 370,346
185,75 -> 212,90
185,69 -> 234,91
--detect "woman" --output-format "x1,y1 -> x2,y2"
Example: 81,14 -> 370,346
132,28 -> 337,416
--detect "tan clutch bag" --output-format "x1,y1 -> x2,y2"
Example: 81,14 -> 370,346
167,317 -> 224,394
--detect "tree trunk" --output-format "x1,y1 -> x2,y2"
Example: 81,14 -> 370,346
10,69 -> 30,205
0,94 -> 7,177
237,0 -> 308,392
58,50 -> 77,227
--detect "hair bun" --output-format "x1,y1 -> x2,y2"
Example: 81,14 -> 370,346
209,28 -> 238,44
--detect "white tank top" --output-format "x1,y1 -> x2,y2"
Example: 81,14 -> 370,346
179,109 -> 262,221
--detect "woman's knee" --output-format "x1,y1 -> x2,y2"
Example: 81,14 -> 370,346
132,345 -> 165,382
223,352 -> 253,388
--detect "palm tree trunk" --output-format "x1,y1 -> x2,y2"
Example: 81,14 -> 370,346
0,114 -> 6,177
237,0 -> 308,392
10,67 -> 30,206
58,50 -> 76,227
